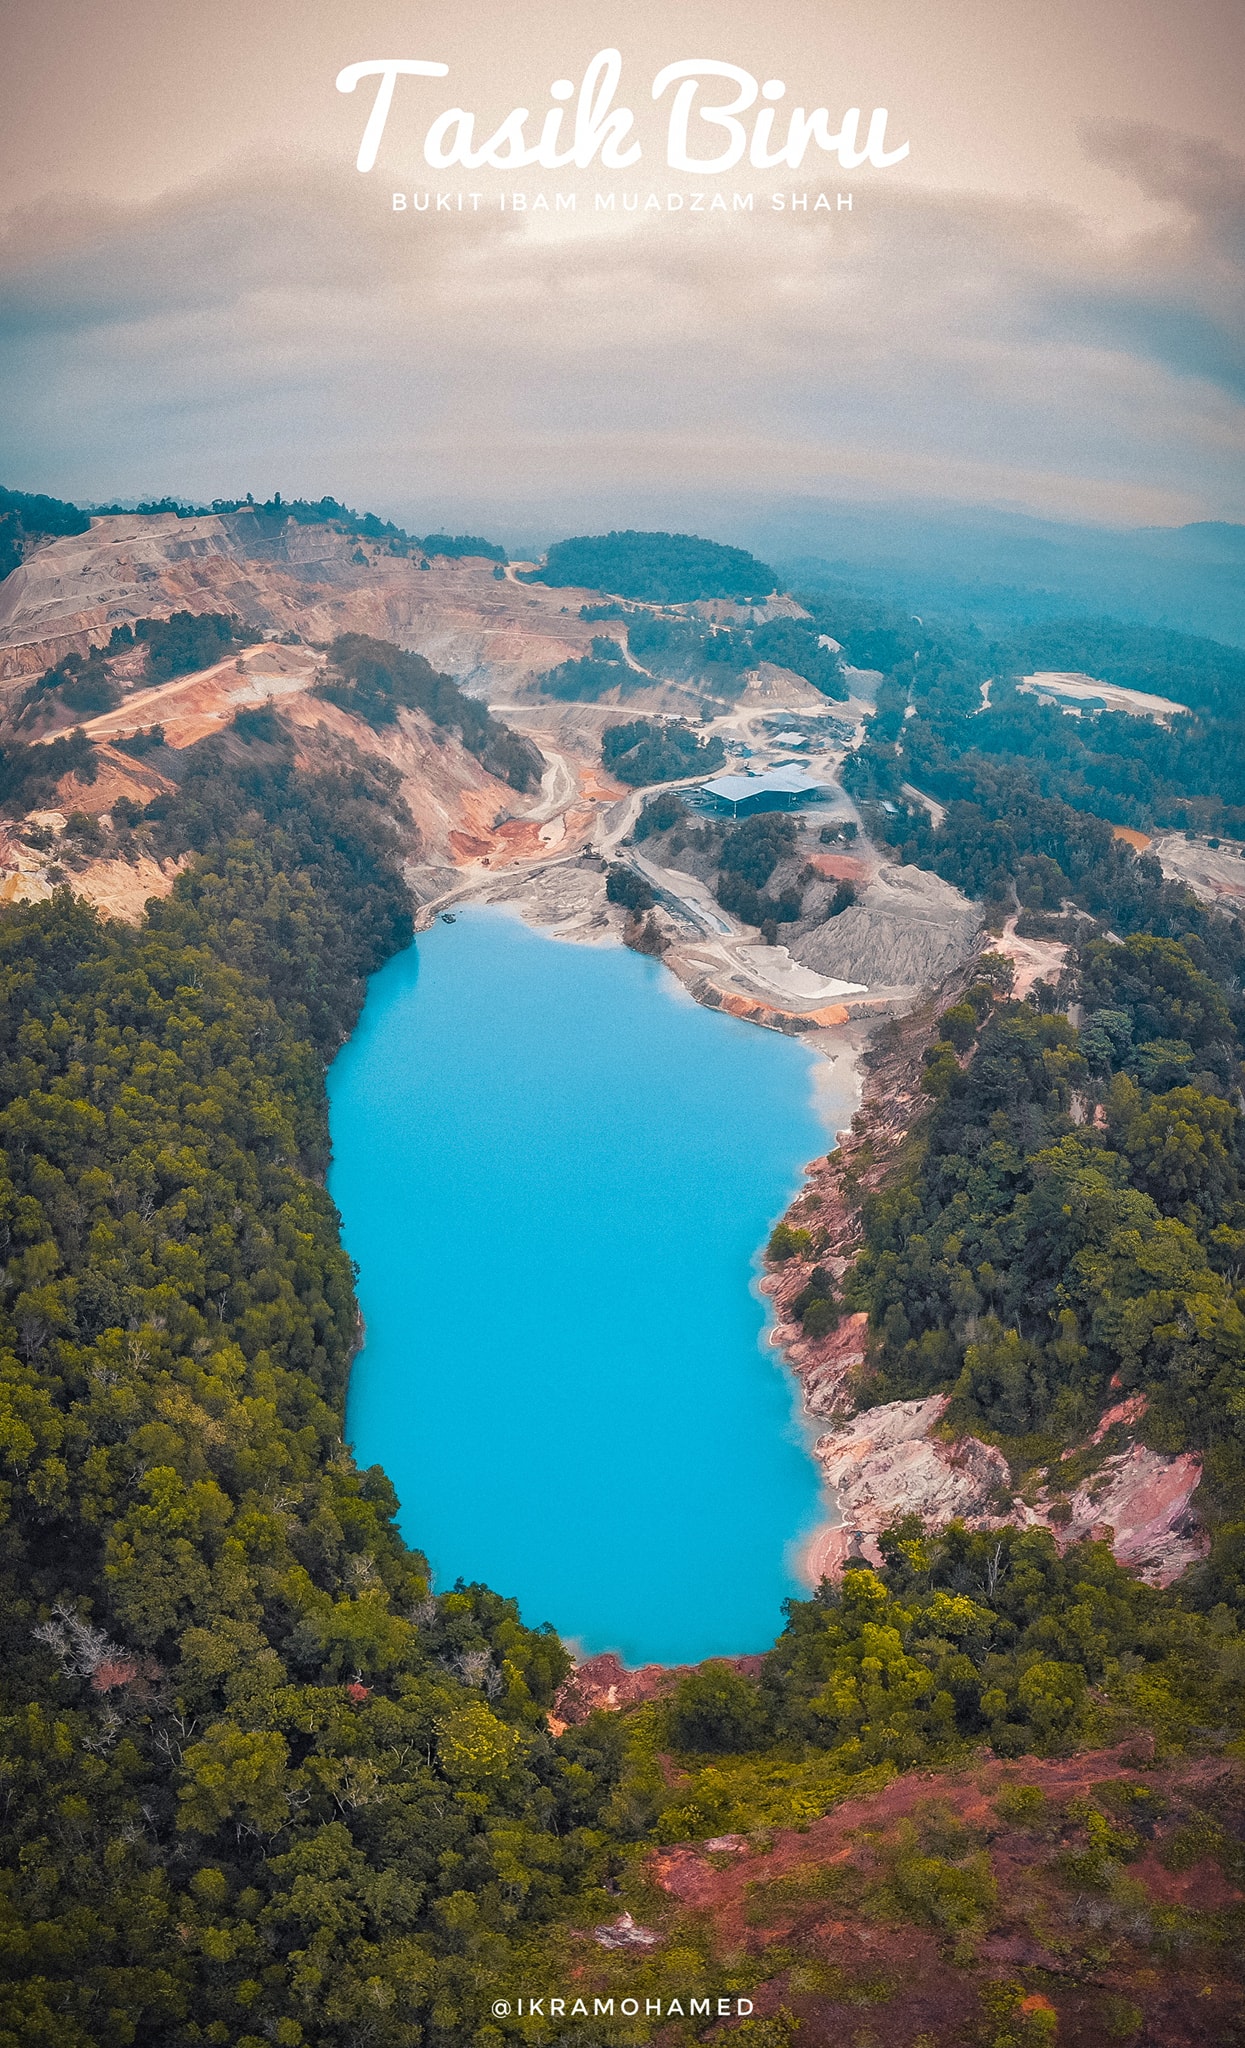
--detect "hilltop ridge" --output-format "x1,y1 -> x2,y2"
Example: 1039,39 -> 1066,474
0,509 -> 585,696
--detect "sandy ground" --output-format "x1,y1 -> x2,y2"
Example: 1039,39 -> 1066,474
32,642 -> 328,752
991,912 -> 1070,998
1019,669 -> 1191,724
0,514 -> 607,697
791,860 -> 981,991
1153,831 -> 1245,909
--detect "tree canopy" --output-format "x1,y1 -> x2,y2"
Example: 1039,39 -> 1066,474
525,531 -> 776,604
318,635 -> 541,791
600,718 -> 724,785
0,484 -> 92,580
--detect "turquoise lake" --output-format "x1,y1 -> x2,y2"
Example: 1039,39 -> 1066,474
328,906 -> 843,1666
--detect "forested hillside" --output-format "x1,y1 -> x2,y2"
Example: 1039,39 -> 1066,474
827,592 -> 1245,1597
849,942 -> 1245,1589
3,541 -> 1245,2043
0,721 -> 583,2046
3,704 -> 1245,2047
315,634 -> 542,791
524,531 -> 776,605
831,598 -> 1245,834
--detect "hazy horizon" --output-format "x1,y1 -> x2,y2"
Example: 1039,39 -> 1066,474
1,0 -> 1241,538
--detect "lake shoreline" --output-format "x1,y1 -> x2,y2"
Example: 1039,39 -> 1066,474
331,907 -> 848,1668
417,888 -> 876,1638
757,987 -> 950,1587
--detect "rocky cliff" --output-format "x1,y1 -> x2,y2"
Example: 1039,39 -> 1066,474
0,630 -> 567,921
763,978 -> 1210,1593
0,510 -> 598,696
802,1393 -> 1206,1590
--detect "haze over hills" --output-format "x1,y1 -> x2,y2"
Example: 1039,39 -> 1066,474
746,502 -> 1245,646
13,477 -> 1241,644
339,497 -> 1245,645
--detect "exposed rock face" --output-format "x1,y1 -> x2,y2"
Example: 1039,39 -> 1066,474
1056,1443 -> 1208,1586
551,1650 -> 766,1726
800,1395 -> 1207,1591
0,634 -> 608,918
1081,1392 -> 1150,1448
67,852 -> 189,924
592,1912 -> 662,1951
804,1396 -> 1011,1582
0,513 -> 599,695
708,989 -> 849,1033
0,737 -> 191,920
760,987 -> 959,1416
733,661 -> 830,707
1152,831 -> 1245,910
812,1394 -> 995,1505
783,1310 -> 870,1420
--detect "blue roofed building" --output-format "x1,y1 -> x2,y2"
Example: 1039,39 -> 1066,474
690,764 -> 835,818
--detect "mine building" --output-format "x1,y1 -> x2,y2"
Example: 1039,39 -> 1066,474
690,764 -> 834,818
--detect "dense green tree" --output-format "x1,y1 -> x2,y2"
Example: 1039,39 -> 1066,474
665,1663 -> 770,1752
600,718 -> 724,785
0,726 -> 600,2048
525,531 -> 775,604
135,611 -> 241,682
605,864 -> 655,914
538,654 -> 637,702
0,484 -> 91,579
632,790 -> 687,840
317,634 -> 541,791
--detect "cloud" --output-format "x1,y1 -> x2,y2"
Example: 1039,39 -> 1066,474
0,131 -> 1241,532
1049,120 -> 1245,399
1083,121 -> 1245,258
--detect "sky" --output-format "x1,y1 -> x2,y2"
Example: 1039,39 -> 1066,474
0,0 -> 1241,544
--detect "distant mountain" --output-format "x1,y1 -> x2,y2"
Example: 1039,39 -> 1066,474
745,504 -> 1245,647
